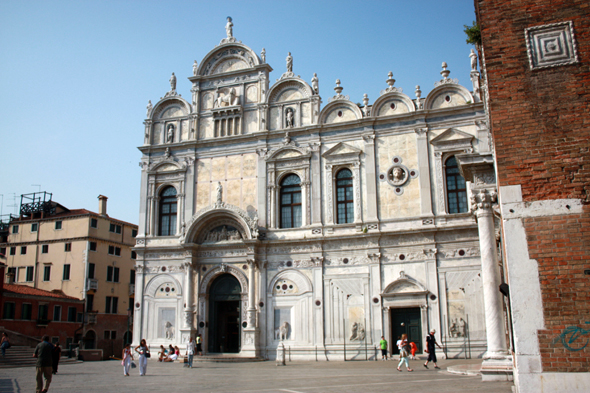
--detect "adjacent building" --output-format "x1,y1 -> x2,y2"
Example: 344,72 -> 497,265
133,19 -> 509,367
475,1 -> 590,392
0,192 -> 138,359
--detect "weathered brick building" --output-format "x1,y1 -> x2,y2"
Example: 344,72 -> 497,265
475,1 -> 590,391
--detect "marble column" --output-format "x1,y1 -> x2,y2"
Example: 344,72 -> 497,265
132,263 -> 145,347
183,261 -> 194,329
246,259 -> 257,328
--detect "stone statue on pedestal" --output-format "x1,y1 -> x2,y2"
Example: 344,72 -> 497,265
225,17 -> 233,38
286,52 -> 293,73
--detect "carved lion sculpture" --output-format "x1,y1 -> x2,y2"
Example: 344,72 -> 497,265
275,322 -> 290,340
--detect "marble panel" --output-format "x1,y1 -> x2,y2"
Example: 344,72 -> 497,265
325,107 -> 356,124
226,179 -> 241,206
196,183 -> 210,211
377,99 -> 410,116
201,92 -> 214,111
301,102 -> 311,126
227,155 -> 242,180
196,159 -> 211,182
211,157 -> 226,180
276,88 -> 303,102
241,178 -> 257,210
430,92 -> 467,109
211,58 -> 248,74
244,110 -> 258,134
246,85 -> 258,104
199,117 -> 213,139
270,107 -> 280,131
181,119 -> 189,141
242,154 -> 257,178
160,106 -> 184,118
155,123 -> 163,145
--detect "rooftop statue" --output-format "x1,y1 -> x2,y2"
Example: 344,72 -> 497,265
169,72 -> 177,91
311,73 -> 319,95
470,49 -> 478,71
226,17 -> 233,38
261,48 -> 266,63
286,52 -> 293,73
146,100 -> 152,117
193,60 -> 198,76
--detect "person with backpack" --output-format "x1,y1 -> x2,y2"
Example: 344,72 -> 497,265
396,334 -> 413,372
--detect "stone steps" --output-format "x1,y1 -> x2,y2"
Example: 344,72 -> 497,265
0,345 -> 81,369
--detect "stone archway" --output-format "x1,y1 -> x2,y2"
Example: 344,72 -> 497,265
208,274 -> 242,353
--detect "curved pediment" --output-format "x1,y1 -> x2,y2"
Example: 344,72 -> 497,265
268,269 -> 313,295
151,97 -> 191,120
383,272 -> 427,296
372,92 -> 416,117
198,44 -> 260,76
268,79 -> 313,104
424,84 -> 474,110
319,100 -> 363,124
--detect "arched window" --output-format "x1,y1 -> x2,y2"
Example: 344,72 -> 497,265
445,156 -> 468,213
336,169 -> 354,224
280,174 -> 302,228
159,186 -> 177,236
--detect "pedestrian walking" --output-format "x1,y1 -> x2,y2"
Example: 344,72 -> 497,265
185,336 -> 195,368
122,343 -> 134,376
397,334 -> 413,372
1,332 -> 10,357
196,333 -> 203,356
409,341 -> 417,360
51,343 -> 61,374
135,339 -> 150,376
33,335 -> 53,393
424,329 -> 442,369
379,336 -> 388,361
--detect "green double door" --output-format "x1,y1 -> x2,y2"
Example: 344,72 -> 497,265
390,307 -> 422,354
208,274 -> 241,353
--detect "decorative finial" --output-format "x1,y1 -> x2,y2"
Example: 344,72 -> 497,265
415,86 -> 423,110
386,71 -> 396,88
334,79 -> 343,96
362,94 -> 370,117
415,85 -> 421,99
440,62 -> 450,80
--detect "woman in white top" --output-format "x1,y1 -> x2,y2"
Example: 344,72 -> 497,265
122,343 -> 134,376
185,337 -> 196,368
397,334 -> 413,372
135,339 -> 150,376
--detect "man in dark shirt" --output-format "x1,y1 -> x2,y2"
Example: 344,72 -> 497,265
34,335 -> 53,393
424,329 -> 442,369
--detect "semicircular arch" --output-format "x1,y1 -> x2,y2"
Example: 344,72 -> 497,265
268,269 -> 313,295
144,274 -> 184,298
372,92 -> 416,117
151,97 -> 191,120
199,264 -> 248,295
424,84 -> 473,110
319,100 -> 363,124
268,78 -> 313,104
197,43 -> 260,76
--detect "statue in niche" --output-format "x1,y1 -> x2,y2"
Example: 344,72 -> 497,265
225,16 -> 233,38
165,321 -> 175,340
286,52 -> 293,73
275,322 -> 290,340
358,325 -> 365,341
214,87 -> 239,108
216,182 -> 223,204
283,131 -> 291,145
285,108 -> 294,128
193,60 -> 198,76
146,100 -> 153,117
166,125 -> 174,144
169,72 -> 177,91
450,319 -> 458,338
261,48 -> 266,63
311,73 -> 319,95
459,318 -> 466,337
350,322 -> 359,340
470,49 -> 478,71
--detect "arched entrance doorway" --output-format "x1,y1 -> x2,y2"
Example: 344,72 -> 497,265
84,330 -> 96,349
208,274 -> 241,353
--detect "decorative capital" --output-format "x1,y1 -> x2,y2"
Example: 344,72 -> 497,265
414,127 -> 428,137
362,134 -> 375,144
470,189 -> 497,213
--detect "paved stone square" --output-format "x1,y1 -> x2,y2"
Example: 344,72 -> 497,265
0,358 -> 513,393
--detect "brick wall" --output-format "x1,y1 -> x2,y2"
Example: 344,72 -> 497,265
525,206 -> 590,372
477,0 -> 590,374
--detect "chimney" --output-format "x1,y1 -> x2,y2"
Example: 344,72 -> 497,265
98,195 -> 108,216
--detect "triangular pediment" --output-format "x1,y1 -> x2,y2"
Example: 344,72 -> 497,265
430,128 -> 474,145
322,142 -> 362,159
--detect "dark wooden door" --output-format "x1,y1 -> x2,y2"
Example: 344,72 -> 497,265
390,307 -> 422,354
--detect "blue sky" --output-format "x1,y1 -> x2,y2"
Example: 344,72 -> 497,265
0,0 -> 477,224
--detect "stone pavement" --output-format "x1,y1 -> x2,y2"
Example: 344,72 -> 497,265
0,358 -> 514,393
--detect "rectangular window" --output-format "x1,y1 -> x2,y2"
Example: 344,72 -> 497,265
12,225 -> 19,234
21,303 -> 32,320
0,247 -> 5,255
109,223 -> 122,234
10,247 -> 16,255
89,241 -> 97,252
106,266 -> 120,282
43,265 -> 51,281
104,330 -> 110,340
55,221 -> 62,230
38,304 -> 49,321
64,243 -> 72,252
67,307 -> 77,322
21,246 -> 27,255
7,267 -> 17,281
31,223 -> 38,232
90,218 -> 98,228
77,312 -> 83,323
53,305 -> 62,322
105,296 -> 118,314
42,244 -> 49,253
88,263 -> 95,279
131,251 -> 137,259
130,270 -> 136,285
108,245 -> 121,256
86,294 -> 94,312
111,330 -> 117,339
63,264 -> 71,280
132,229 -> 138,238
26,266 -> 34,282
3,302 -> 15,319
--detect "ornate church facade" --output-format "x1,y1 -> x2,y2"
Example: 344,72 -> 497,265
133,20 -> 505,362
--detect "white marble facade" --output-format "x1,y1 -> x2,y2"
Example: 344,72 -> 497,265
133,21 -> 502,360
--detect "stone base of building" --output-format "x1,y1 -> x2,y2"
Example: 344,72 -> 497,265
480,355 -> 514,381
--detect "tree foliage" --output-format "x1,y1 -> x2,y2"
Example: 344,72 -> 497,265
464,21 -> 481,46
